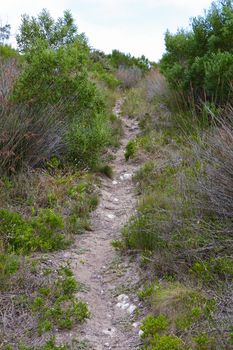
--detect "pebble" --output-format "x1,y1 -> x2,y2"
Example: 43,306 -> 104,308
120,173 -> 132,181
139,330 -> 144,337
117,294 -> 129,302
127,304 -> 137,314
107,214 -> 116,220
116,294 -> 137,314
112,180 -> 118,185
132,322 -> 141,328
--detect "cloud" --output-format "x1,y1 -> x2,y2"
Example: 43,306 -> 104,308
1,0 -> 213,60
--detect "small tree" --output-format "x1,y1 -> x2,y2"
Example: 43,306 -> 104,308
16,9 -> 85,52
0,24 -> 11,43
160,0 -> 233,106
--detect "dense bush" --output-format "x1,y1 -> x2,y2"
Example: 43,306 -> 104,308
194,113 -> 233,218
116,66 -> 142,89
120,70 -> 233,348
108,49 -> 150,72
0,103 -> 65,174
0,208 -> 67,254
16,9 -> 81,53
160,0 -> 233,106
0,10 -> 114,172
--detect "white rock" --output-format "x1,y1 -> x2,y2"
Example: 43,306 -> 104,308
121,302 -> 130,310
117,294 -> 129,302
107,214 -> 116,220
120,173 -> 132,181
127,304 -> 137,314
113,197 -> 119,202
139,330 -> 144,337
112,180 -> 118,185
116,301 -> 130,310
132,322 -> 141,328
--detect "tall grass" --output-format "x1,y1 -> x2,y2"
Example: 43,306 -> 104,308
120,70 -> 233,348
0,103 -> 66,174
116,66 -> 142,89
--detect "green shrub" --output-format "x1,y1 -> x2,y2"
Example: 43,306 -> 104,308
31,268 -> 89,334
0,208 -> 67,254
191,257 -> 233,283
0,253 -> 20,290
108,49 -> 150,72
143,335 -> 185,350
160,1 -> 233,106
9,9 -> 110,171
97,164 -> 114,178
141,314 -> 169,338
16,9 -> 82,53
0,44 -> 20,60
67,112 -> 109,168
30,209 -> 67,251
19,338 -> 68,350
125,139 -> 138,161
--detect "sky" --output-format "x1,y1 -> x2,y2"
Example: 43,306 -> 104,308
1,0 -> 213,62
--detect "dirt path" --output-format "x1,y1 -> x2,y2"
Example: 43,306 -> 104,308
58,99 -> 142,349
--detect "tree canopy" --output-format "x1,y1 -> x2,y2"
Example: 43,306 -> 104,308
160,0 -> 233,105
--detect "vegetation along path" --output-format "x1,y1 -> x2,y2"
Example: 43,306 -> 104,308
58,99 -> 142,349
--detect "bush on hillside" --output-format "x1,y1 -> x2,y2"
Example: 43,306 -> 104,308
116,66 -> 142,89
0,10 -> 111,171
109,49 -> 150,72
194,110 -> 233,218
0,103 -> 66,174
16,9 -> 82,52
160,0 -> 233,106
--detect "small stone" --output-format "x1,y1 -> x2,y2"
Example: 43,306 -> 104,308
132,322 -> 141,328
107,214 -> 116,220
112,180 -> 118,185
104,343 -> 110,348
127,304 -> 137,314
121,302 -> 130,310
117,294 -> 129,302
113,197 -> 119,202
120,173 -> 133,181
139,330 -> 144,337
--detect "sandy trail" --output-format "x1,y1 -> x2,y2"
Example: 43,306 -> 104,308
58,99 -> 142,349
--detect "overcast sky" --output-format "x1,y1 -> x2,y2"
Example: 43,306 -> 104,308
2,0 -> 212,61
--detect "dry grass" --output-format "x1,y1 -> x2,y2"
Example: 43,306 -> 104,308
0,57 -> 19,104
194,111 -> 233,219
116,66 -> 142,89
0,103 -> 66,175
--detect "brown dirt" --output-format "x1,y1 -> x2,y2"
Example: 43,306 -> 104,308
57,99 -> 143,349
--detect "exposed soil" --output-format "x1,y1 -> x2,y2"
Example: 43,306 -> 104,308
57,99 -> 143,349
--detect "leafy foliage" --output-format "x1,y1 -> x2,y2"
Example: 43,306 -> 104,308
0,24 -> 11,44
16,9 -> 82,52
0,208 -> 67,254
109,49 -> 150,72
160,0 -> 233,105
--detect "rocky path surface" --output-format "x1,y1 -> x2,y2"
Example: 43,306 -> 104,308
58,99 -> 142,349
